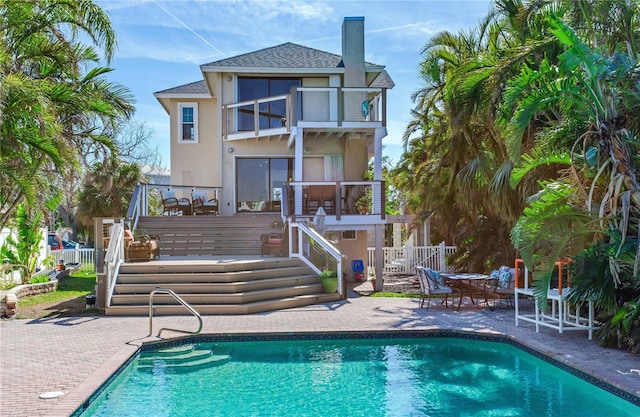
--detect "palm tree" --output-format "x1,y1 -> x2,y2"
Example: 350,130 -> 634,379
398,12 -> 530,270
0,0 -> 133,229
76,158 -> 146,234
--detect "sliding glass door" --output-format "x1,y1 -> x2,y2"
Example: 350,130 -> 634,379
236,158 -> 293,212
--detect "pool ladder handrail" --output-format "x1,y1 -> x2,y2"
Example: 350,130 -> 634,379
148,287 -> 203,338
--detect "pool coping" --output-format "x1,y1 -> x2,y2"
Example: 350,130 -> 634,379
56,329 -> 640,416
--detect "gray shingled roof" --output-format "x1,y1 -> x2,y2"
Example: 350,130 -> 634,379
157,42 -> 393,95
202,42 -> 342,69
371,70 -> 395,89
201,42 -> 384,70
155,80 -> 209,95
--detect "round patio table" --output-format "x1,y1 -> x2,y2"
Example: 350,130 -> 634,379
440,273 -> 489,309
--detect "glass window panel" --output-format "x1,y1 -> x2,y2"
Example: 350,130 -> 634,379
238,79 -> 267,131
182,123 -> 194,140
237,158 -> 293,212
238,78 -> 301,129
182,107 -> 193,123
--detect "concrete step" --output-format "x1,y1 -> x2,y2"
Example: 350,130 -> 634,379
105,293 -> 341,316
118,258 -> 301,274
116,266 -> 316,283
114,275 -> 320,295
110,283 -> 323,306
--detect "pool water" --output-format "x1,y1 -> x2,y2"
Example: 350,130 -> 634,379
80,337 -> 639,416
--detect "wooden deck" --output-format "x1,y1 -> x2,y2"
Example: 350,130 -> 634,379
106,218 -> 340,315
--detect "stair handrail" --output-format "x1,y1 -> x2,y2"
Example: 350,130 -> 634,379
148,287 -> 203,338
104,222 -> 125,308
125,183 -> 143,231
290,221 -> 345,298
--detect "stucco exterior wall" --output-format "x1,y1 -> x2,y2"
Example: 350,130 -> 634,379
169,97 -> 221,197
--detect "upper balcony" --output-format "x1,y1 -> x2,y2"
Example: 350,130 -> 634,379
222,87 -> 387,141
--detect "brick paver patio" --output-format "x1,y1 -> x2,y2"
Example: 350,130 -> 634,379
1,293 -> 639,417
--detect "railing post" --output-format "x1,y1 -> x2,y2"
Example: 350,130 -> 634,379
222,104 -> 228,139
253,99 -> 259,137
439,241 -> 446,272
381,88 -> 387,127
337,88 -> 343,126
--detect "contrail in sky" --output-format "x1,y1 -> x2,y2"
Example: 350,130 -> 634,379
152,1 -> 228,58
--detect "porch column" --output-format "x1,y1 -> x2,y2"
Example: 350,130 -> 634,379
374,224 -> 384,291
294,128 -> 304,215
372,128 -> 386,214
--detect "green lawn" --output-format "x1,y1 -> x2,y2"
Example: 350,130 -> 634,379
370,291 -> 419,298
17,271 -> 96,308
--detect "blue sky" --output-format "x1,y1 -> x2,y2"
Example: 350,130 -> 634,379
97,0 -> 492,167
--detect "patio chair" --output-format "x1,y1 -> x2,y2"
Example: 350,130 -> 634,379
192,191 -> 219,215
484,265 -> 517,310
261,221 -> 287,257
415,266 -> 456,310
307,185 -> 336,215
124,230 -> 160,262
161,190 -> 192,216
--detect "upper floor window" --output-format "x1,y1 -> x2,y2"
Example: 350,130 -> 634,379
178,102 -> 198,143
237,78 -> 300,131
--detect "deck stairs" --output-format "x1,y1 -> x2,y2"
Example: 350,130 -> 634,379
106,215 -> 340,316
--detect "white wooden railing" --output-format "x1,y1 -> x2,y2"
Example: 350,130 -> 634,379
103,222 -> 125,308
289,221 -> 345,299
367,242 -> 457,276
222,86 -> 386,140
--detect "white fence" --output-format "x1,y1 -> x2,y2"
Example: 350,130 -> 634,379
47,248 -> 95,273
367,242 -> 457,276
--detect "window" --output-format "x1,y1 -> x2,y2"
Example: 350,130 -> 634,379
178,103 -> 198,143
236,158 -> 294,212
342,230 -> 356,240
237,78 -> 301,131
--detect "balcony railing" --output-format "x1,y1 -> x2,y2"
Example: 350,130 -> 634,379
222,86 -> 386,140
284,180 -> 386,223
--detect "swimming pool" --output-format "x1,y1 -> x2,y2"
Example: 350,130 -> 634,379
75,332 -> 640,416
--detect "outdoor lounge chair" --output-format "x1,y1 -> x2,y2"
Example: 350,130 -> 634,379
161,190 -> 192,216
124,230 -> 160,262
192,191 -> 218,215
415,266 -> 456,310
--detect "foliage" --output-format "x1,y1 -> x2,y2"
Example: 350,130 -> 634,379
319,268 -> 337,279
0,196 -> 59,283
76,157 -> 145,232
28,273 -> 51,284
596,301 -> 640,353
398,0 -> 640,351
0,0 -> 134,233
369,292 -> 419,299
506,11 -> 640,303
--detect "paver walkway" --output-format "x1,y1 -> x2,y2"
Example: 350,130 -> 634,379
1,294 -> 639,417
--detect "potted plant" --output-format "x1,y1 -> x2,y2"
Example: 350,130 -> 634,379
319,268 -> 338,293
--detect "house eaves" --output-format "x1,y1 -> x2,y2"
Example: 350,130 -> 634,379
153,80 -> 212,113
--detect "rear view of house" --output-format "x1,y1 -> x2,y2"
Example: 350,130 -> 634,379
153,16 -> 394,277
